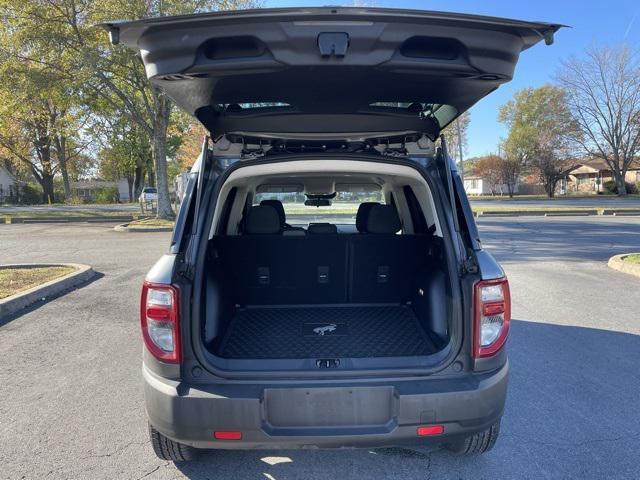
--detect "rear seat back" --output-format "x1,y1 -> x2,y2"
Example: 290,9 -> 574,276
308,223 -> 338,235
355,202 -> 379,233
215,234 -> 348,305
350,204 -> 430,303
349,235 -> 430,303
243,204 -> 282,235
260,198 -> 306,235
214,204 -> 431,305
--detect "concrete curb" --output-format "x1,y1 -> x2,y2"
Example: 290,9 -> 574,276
0,263 -> 95,319
475,210 -> 546,217
114,222 -> 173,233
603,209 -> 640,216
607,254 -> 640,279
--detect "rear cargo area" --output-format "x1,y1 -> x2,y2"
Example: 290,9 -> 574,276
215,304 -> 439,359
202,225 -> 452,365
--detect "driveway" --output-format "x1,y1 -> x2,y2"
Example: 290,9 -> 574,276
0,217 -> 639,479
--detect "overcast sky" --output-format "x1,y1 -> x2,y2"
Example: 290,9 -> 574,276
263,0 -> 640,158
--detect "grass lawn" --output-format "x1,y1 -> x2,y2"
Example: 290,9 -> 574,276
126,217 -> 175,228
623,254 -> 640,264
0,266 -> 77,299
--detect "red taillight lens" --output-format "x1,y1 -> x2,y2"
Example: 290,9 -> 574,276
140,282 -> 180,363
473,278 -> 510,358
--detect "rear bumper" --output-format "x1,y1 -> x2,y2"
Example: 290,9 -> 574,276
144,361 -> 508,449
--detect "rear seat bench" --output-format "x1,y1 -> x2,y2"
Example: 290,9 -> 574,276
213,203 -> 433,305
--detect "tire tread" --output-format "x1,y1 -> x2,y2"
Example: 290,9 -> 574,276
445,420 -> 500,455
148,424 -> 199,461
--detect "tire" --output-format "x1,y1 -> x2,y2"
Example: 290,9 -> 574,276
444,420 -> 501,455
148,424 -> 200,461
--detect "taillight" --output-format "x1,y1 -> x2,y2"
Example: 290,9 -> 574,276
140,282 -> 180,363
473,278 -> 510,358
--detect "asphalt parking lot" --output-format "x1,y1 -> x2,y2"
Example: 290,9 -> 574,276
1,216 -> 639,479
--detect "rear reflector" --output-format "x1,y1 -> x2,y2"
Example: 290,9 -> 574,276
214,431 -> 242,440
417,425 -> 444,436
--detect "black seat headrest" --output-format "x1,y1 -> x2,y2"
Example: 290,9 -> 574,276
259,199 -> 286,227
366,204 -> 401,234
308,223 -> 338,234
244,205 -> 281,234
355,202 -> 380,233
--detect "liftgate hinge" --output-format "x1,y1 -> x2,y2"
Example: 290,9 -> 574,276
462,254 -> 479,275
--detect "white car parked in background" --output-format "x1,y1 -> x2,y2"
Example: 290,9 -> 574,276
138,187 -> 158,213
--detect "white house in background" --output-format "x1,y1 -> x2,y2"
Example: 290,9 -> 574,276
463,174 -> 519,196
71,178 -> 132,202
0,165 -> 20,203
115,179 -> 131,202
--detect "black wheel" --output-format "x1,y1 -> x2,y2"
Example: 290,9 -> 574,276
148,424 -> 200,461
444,420 -> 501,455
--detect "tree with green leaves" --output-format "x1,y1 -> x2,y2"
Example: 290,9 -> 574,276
87,0 -> 261,217
499,85 -> 577,197
0,0 -> 260,214
98,121 -> 152,201
0,80 -> 64,203
0,5 -> 88,202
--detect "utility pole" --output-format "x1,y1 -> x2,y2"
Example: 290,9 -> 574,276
456,119 -> 465,182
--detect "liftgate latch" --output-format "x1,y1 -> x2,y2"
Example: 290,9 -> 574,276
316,359 -> 340,369
318,32 -> 349,58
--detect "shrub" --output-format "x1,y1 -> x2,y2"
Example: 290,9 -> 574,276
603,180 -> 638,194
602,180 -> 617,194
93,187 -> 119,204
65,196 -> 86,205
19,184 -> 43,205
53,189 -> 66,203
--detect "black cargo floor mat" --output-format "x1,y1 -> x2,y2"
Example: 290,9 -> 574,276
216,305 -> 438,359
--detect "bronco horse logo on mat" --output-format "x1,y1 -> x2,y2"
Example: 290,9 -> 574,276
313,324 -> 337,336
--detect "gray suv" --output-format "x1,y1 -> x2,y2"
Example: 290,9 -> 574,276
104,7 -> 560,461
